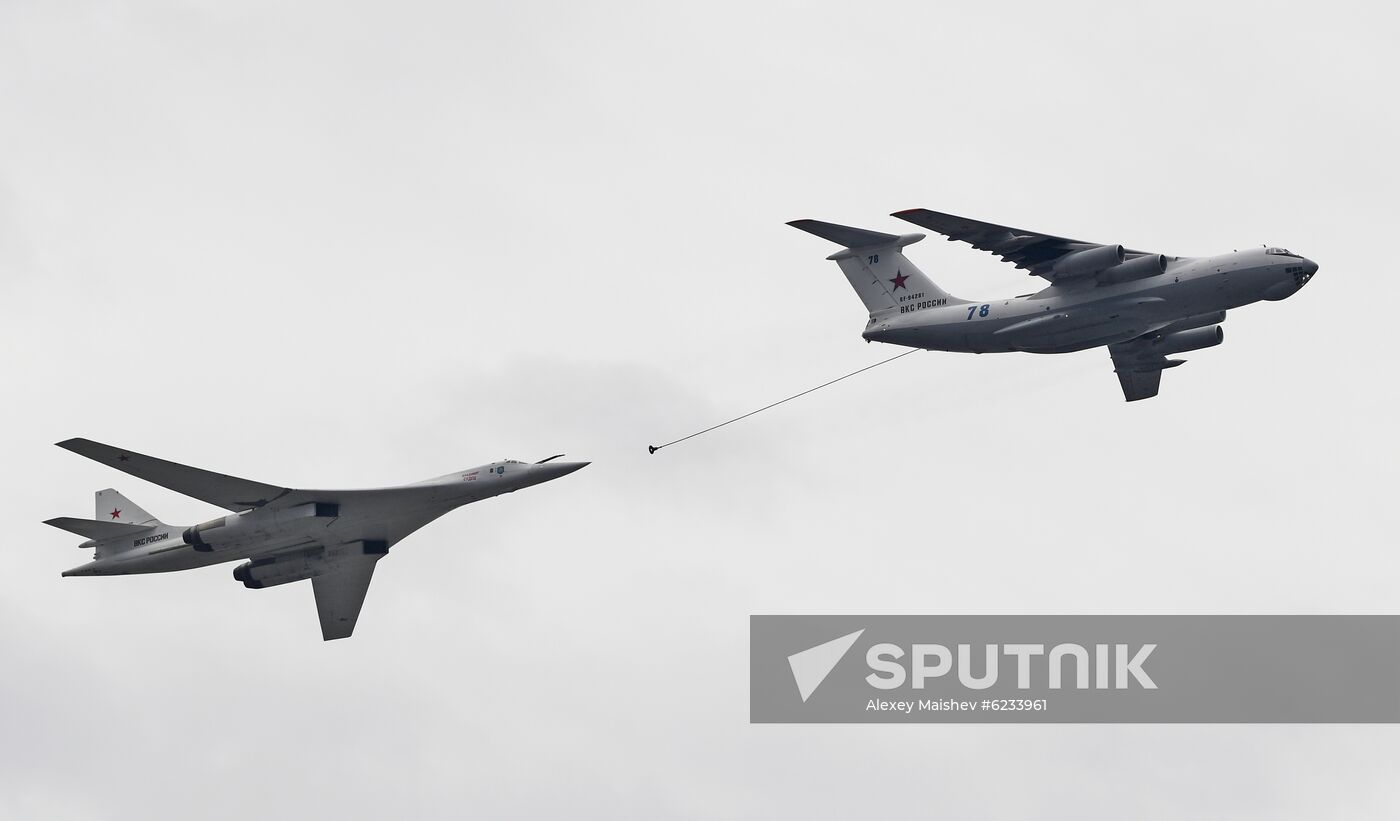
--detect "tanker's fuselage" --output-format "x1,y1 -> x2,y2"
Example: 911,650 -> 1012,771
864,248 -> 1317,354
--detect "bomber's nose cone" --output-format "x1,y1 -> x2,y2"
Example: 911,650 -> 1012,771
536,460 -> 589,480
1304,258 -> 1319,276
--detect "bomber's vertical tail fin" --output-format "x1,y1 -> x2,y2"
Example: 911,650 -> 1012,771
788,219 -> 966,316
95,489 -> 158,526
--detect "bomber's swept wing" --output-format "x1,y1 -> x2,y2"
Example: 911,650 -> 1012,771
892,208 -> 1156,281
57,438 -> 292,512
311,553 -> 383,641
239,537 -> 409,641
56,438 -> 434,513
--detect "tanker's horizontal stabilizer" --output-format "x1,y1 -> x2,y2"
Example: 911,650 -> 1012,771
788,219 -> 961,315
787,220 -> 903,250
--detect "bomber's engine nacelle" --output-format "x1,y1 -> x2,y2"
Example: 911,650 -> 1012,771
233,553 -> 327,590
1052,244 -> 1124,279
1100,253 -> 1168,284
183,502 -> 339,553
183,515 -> 242,553
1158,325 -> 1223,355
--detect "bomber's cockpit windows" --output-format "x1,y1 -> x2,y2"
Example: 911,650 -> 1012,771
1265,247 -> 1301,258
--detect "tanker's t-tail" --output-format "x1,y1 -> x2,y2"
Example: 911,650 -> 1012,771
788,219 -> 966,316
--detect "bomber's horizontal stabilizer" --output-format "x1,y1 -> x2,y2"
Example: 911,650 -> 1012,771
44,517 -> 155,541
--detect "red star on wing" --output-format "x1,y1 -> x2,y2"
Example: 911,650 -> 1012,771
889,270 -> 910,290
110,508 -> 122,520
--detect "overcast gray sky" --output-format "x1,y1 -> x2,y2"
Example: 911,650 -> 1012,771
2,1 -> 1398,818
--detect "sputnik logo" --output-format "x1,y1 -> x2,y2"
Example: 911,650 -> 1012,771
787,629 -> 864,703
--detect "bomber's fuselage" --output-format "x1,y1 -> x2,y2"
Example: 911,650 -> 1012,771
864,247 -> 1318,354
63,460 -> 575,577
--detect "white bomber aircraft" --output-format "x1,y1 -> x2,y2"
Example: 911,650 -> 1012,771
790,209 -> 1318,400
46,439 -> 588,640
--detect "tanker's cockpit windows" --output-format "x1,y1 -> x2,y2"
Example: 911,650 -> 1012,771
1265,247 -> 1301,258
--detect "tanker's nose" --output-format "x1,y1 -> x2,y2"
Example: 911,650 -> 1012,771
1296,258 -> 1318,288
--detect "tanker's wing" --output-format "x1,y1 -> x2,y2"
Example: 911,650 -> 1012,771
1108,339 -> 1182,402
892,208 -> 1155,280
1108,315 -> 1228,401
57,438 -> 292,512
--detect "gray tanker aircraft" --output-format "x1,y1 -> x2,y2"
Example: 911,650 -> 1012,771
790,209 -> 1318,401
46,439 -> 588,640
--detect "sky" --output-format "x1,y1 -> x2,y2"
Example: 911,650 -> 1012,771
2,1 -> 1398,818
